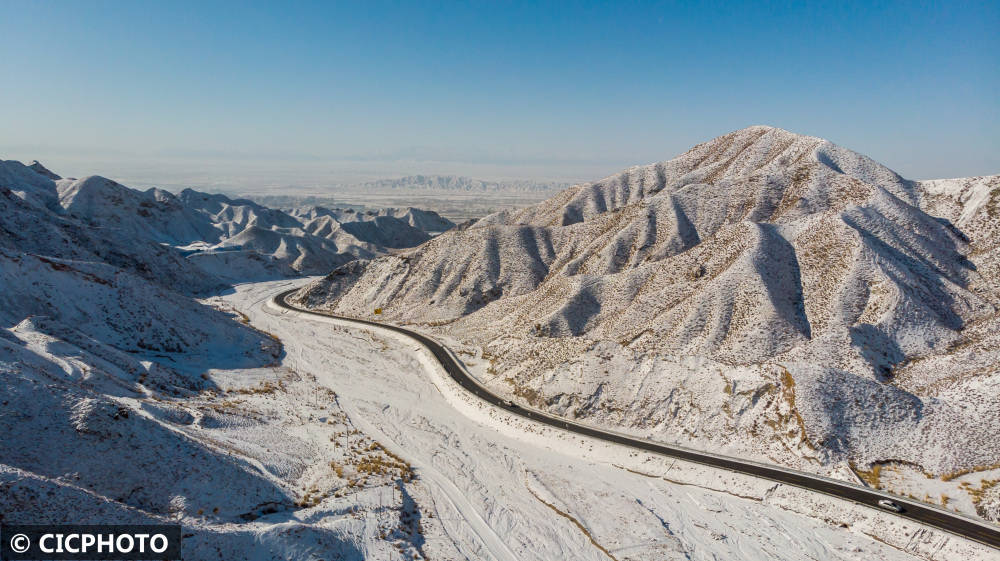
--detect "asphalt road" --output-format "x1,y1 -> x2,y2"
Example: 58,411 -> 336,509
274,289 -> 1000,550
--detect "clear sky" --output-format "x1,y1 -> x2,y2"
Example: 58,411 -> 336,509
1,0 -> 997,187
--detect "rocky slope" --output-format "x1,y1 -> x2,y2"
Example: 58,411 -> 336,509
377,207 -> 456,233
290,206 -> 436,248
291,127 -> 1000,512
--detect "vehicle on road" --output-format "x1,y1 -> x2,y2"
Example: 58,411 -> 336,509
500,399 -> 515,408
877,499 -> 904,513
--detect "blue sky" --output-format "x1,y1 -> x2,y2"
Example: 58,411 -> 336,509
1,1 -> 997,185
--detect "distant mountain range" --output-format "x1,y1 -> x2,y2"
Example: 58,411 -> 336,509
356,174 -> 569,193
291,126 -> 1000,518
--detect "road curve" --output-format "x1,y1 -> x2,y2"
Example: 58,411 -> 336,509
274,289 -> 1000,550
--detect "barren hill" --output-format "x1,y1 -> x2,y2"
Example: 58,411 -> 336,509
41,170 -> 449,279
291,126 -> 1000,503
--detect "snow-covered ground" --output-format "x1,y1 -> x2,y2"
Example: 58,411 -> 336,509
3,150 -> 997,558
215,279 -> 996,560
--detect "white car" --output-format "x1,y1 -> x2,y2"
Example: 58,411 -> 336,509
500,399 -> 514,407
877,499 -> 904,513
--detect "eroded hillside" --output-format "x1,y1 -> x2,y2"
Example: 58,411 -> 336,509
291,126 -> 1000,519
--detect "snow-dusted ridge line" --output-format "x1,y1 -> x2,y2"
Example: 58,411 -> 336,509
272,289 -> 1000,550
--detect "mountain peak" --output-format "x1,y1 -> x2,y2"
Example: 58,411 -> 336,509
27,160 -> 61,180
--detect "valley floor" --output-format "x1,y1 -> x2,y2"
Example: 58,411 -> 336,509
213,280 -> 996,561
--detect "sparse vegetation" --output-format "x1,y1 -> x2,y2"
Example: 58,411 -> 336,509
940,463 -> 1000,482
961,478 -> 1000,511
987,187 -> 1000,219
856,464 -> 883,488
229,379 -> 283,395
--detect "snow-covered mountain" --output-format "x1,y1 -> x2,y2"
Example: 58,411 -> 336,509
291,126 -> 1000,514
0,159 -> 437,555
377,207 -> 456,233
0,157 -> 287,529
3,147 -> 997,555
35,169 -> 452,281
0,156 -> 286,376
290,206 -> 435,248
2,162 -> 224,295
0,156 -> 455,398
290,206 -> 455,235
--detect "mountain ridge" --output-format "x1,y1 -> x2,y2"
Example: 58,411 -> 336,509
30,169 -> 454,280
291,126 -> 1000,494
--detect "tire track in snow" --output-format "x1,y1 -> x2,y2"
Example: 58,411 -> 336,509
256,287 -> 520,561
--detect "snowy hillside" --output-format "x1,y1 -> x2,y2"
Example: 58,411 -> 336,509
291,206 -> 434,248
0,282 -> 424,558
3,151 -> 996,558
1,162 -> 224,295
1,156 -> 453,288
292,126 -> 1000,520
0,158 -> 448,557
59,177 -> 223,246
378,207 -> 456,233
24,166 -> 450,280
0,250 -> 275,362
290,205 -> 454,236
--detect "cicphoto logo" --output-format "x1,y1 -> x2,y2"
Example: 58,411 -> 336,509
1,525 -> 181,560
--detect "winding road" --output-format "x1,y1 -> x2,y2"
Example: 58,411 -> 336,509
274,289 -> 1000,550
